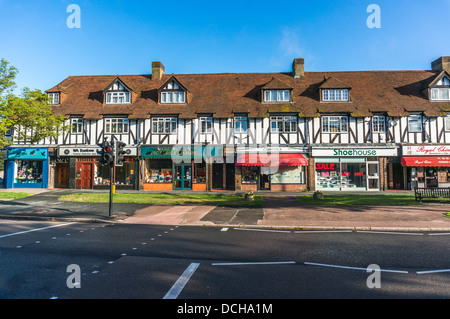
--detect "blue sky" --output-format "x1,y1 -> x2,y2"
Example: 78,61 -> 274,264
1,0 -> 450,93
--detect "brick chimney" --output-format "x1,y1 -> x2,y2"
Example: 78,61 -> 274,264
152,61 -> 165,80
292,58 -> 304,78
431,56 -> 450,73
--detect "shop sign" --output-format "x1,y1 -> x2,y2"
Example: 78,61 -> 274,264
312,147 -> 397,157
141,145 -> 223,160
402,145 -> 450,156
59,147 -> 100,157
7,148 -> 48,160
237,146 -> 308,154
58,146 -> 136,157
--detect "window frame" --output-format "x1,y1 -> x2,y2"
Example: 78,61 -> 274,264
430,88 -> 450,101
105,91 -> 131,104
372,115 -> 386,133
321,116 -> 349,133
263,90 -> 291,102
321,89 -> 349,102
408,114 -> 422,133
445,116 -> 450,132
70,118 -> 84,135
104,118 -> 130,134
48,93 -> 60,105
234,115 -> 248,133
270,115 -> 297,133
151,117 -> 178,134
199,117 -> 213,134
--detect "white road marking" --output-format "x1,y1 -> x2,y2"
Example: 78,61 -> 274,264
0,222 -> 76,239
234,228 -> 291,233
357,231 -> 423,236
212,261 -> 296,266
416,269 -> 450,274
294,230 -> 353,234
220,228 -> 229,231
163,263 -> 200,299
304,262 -> 409,274
428,233 -> 450,236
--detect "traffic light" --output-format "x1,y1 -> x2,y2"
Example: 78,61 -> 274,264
115,141 -> 126,166
102,140 -> 114,165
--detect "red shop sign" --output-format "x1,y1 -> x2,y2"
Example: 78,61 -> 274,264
316,163 -> 335,170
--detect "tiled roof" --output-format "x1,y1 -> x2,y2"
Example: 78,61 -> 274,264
46,69 -> 450,119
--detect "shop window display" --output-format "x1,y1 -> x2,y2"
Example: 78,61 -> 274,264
241,166 -> 259,184
115,161 -> 135,185
193,163 -> 206,183
145,159 -> 173,183
316,163 -> 341,189
14,160 -> 43,183
94,162 -> 111,185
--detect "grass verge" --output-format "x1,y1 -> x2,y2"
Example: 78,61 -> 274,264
59,193 -> 265,207
297,194 -> 450,206
0,192 -> 33,199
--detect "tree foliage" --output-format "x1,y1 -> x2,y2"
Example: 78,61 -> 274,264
0,59 -> 66,149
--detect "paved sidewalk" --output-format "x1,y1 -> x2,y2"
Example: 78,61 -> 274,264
0,189 -> 450,231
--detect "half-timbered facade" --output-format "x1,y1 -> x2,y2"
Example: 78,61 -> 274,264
4,56 -> 450,191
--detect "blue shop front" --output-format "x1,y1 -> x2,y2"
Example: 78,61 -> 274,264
4,147 -> 49,188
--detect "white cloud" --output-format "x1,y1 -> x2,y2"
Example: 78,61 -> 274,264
269,26 -> 312,71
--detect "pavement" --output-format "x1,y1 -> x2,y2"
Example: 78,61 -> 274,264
1,188 -> 450,231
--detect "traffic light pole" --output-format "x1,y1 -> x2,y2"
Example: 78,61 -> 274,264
109,160 -> 113,218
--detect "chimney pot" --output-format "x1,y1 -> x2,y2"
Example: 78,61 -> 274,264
292,58 -> 304,78
152,61 -> 165,80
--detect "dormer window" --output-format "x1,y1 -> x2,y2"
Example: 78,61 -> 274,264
160,79 -> 186,104
431,88 -> 450,100
104,79 -> 131,104
48,93 -> 60,105
429,73 -> 450,101
264,90 -> 290,102
322,89 -> 349,102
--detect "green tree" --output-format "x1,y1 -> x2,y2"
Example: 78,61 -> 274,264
0,59 -> 66,149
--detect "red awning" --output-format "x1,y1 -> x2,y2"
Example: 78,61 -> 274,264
401,156 -> 450,167
236,153 -> 308,166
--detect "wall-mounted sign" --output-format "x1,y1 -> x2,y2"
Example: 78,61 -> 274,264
402,145 -> 450,156
237,146 -> 308,154
58,146 -> 136,157
7,148 -> 48,160
312,147 -> 397,157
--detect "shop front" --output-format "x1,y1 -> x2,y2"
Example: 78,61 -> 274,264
312,146 -> 397,191
401,145 -> 450,189
141,145 -> 220,191
58,146 -> 137,190
4,147 -> 49,189
235,146 -> 309,192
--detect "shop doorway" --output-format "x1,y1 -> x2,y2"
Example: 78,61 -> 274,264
81,163 -> 92,189
390,163 -> 404,190
173,164 -> 192,190
212,163 -> 223,189
425,168 -> 438,187
55,163 -> 69,188
225,163 -> 235,190
367,162 -> 379,190
260,167 -> 271,190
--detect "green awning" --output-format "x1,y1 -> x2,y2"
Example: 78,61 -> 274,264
141,146 -> 223,159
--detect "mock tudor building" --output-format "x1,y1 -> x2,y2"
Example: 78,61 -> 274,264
4,56 -> 450,192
